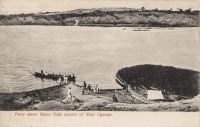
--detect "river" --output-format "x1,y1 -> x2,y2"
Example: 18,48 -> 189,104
0,26 -> 199,93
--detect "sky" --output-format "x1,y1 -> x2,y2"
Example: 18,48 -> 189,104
0,0 -> 199,14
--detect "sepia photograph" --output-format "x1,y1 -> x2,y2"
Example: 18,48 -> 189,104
0,0 -> 199,113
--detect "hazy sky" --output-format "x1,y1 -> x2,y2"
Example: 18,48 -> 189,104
0,0 -> 199,14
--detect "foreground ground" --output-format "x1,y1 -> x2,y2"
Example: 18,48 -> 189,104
0,83 -> 199,111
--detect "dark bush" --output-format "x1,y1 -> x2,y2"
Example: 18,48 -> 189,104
116,64 -> 199,97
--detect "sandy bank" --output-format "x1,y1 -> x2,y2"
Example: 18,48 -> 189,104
0,82 -> 199,111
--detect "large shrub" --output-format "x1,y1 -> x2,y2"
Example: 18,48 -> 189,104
116,64 -> 199,97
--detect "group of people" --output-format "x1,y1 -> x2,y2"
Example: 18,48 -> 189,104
59,74 -> 76,85
40,70 -> 56,76
39,70 -> 119,104
61,81 -> 119,105
40,70 -> 76,85
82,81 -> 100,95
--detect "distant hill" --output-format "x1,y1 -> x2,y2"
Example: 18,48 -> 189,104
0,7 -> 199,27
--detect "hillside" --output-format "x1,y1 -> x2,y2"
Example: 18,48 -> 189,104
0,8 -> 199,27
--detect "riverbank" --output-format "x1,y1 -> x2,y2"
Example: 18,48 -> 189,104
0,8 -> 199,27
0,82 -> 199,111
0,82 -> 139,111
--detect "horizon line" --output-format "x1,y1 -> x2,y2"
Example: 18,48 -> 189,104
0,6 -> 199,15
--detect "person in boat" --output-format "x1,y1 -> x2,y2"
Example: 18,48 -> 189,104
72,74 -> 76,84
72,74 -> 75,84
45,72 -> 48,76
67,74 -> 75,84
40,70 -> 45,76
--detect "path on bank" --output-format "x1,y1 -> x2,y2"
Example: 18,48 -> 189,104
116,77 -> 152,104
60,83 -> 113,110
127,85 -> 152,104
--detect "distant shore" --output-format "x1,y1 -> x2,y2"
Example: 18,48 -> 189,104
0,8 -> 199,27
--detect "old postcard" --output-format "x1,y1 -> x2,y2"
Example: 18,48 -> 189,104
0,0 -> 199,127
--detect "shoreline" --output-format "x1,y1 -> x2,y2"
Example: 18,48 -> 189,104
0,81 -> 199,111
0,24 -> 199,27
0,64 -> 199,111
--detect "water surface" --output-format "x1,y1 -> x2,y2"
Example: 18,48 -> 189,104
0,26 -> 199,93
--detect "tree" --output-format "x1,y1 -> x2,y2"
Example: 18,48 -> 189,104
177,8 -> 183,12
141,7 -> 145,12
185,8 -> 191,13
154,8 -> 158,11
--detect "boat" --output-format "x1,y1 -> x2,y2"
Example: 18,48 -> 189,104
65,74 -> 76,83
29,71 -> 60,80
29,71 -> 77,83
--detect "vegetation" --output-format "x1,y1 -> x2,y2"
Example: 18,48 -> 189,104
0,7 -> 199,27
116,64 -> 199,97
